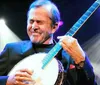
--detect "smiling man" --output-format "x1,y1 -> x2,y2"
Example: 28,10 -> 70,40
0,0 -> 97,85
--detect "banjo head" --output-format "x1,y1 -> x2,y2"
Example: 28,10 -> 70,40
8,53 -> 59,85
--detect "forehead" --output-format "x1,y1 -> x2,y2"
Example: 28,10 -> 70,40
28,6 -> 51,19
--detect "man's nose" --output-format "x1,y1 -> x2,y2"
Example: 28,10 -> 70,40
32,22 -> 38,29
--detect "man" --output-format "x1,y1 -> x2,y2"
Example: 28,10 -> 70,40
0,0 -> 97,85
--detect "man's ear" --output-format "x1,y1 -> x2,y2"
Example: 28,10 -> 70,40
52,22 -> 59,33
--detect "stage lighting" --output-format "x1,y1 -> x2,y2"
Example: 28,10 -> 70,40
0,18 -> 21,52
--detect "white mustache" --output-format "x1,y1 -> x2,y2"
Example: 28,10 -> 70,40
30,30 -> 41,34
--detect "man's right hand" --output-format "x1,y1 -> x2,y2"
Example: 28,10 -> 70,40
6,69 -> 34,85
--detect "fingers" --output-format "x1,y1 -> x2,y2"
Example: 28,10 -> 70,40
57,35 -> 77,47
16,72 -> 30,78
15,74 -> 32,81
14,69 -> 34,85
57,35 -> 85,64
19,69 -> 33,75
15,79 -> 35,85
6,74 -> 33,85
7,69 -> 41,85
57,35 -> 77,57
16,69 -> 33,79
14,80 -> 29,85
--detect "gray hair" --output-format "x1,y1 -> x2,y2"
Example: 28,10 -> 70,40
27,0 -> 61,25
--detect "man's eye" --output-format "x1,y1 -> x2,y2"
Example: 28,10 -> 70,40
29,20 -> 34,24
37,21 -> 43,24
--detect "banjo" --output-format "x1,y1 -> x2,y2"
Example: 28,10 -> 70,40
8,0 -> 100,85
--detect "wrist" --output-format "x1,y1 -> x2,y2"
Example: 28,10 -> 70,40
6,76 -> 14,85
74,55 -> 85,64
75,61 -> 85,69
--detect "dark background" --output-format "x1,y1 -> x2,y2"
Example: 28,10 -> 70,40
0,0 -> 100,45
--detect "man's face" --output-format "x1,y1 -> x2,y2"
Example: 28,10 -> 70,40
27,7 -> 57,44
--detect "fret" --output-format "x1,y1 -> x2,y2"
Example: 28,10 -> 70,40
74,22 -> 82,28
85,11 -> 92,16
68,29 -> 75,34
87,10 -> 92,14
93,1 -> 100,7
81,15 -> 88,20
75,20 -> 83,25
96,0 -> 100,4
71,26 -> 78,31
87,9 -> 94,13
66,32 -> 73,36
91,6 -> 96,9
77,19 -> 84,25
